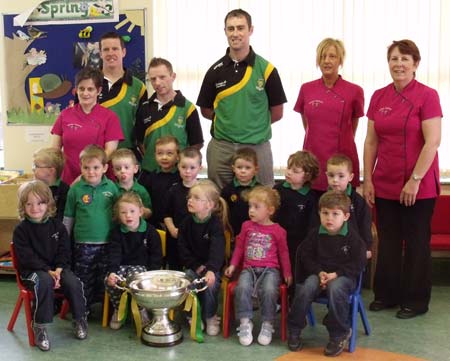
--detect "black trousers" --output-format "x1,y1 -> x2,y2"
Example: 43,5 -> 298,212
374,197 -> 436,312
25,269 -> 86,324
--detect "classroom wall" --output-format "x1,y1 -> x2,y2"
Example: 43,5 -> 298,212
0,0 -> 153,172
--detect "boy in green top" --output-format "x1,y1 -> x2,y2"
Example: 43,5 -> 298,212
63,144 -> 119,308
110,148 -> 152,219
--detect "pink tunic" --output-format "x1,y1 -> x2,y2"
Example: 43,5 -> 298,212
51,103 -> 124,184
294,77 -> 364,191
367,80 -> 442,200
230,220 -> 292,279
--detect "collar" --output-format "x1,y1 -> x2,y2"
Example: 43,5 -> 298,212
116,178 -> 138,191
233,176 -> 258,187
327,184 -> 352,196
193,214 -> 211,224
319,221 -> 348,236
224,46 -> 256,67
50,178 -> 62,187
149,90 -> 185,108
156,166 -> 178,174
80,175 -> 109,188
25,216 -> 49,224
282,181 -> 310,195
120,218 -> 147,233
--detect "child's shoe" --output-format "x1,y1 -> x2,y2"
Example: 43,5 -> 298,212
140,308 -> 150,326
187,316 -> 204,330
73,317 -> 88,340
324,329 -> 352,357
257,321 -> 274,346
206,315 -> 221,336
33,324 -> 50,351
109,309 -> 123,330
287,330 -> 303,351
237,318 -> 253,346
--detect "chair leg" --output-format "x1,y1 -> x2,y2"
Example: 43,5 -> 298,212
23,293 -> 35,346
221,277 -> 229,335
59,299 -> 70,320
102,291 -> 110,328
223,282 -> 236,338
349,298 -> 359,353
7,296 -> 23,331
307,306 -> 316,326
358,297 -> 371,335
280,285 -> 287,341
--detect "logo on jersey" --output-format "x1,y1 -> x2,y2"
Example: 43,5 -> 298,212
175,116 -> 185,128
308,100 -> 323,107
255,78 -> 265,91
215,80 -> 227,89
129,95 -> 138,106
82,194 -> 92,204
378,107 -> 392,116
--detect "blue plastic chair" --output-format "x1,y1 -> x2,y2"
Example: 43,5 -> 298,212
306,273 -> 371,352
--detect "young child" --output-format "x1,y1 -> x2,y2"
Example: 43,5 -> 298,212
274,150 -> 320,279
224,186 -> 292,346
287,191 -> 366,357
32,147 -> 69,222
178,180 -> 230,336
221,147 -> 261,236
326,154 -> 372,258
63,144 -> 119,308
164,146 -> 202,270
13,180 -> 87,351
138,135 -> 181,228
105,192 -> 163,329
110,148 -> 152,219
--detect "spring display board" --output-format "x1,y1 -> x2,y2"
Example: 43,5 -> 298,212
3,9 -> 146,125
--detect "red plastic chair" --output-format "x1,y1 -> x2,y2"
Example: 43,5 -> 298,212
7,242 -> 70,346
222,278 -> 288,341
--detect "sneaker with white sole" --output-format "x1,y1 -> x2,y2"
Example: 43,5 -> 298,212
206,315 -> 221,336
109,309 -> 123,330
237,319 -> 253,346
33,324 -> 50,351
324,329 -> 352,357
187,316 -> 205,330
257,321 -> 274,346
73,317 -> 88,340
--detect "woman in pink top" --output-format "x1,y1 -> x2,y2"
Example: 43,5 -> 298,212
51,67 -> 124,184
294,38 -> 364,192
363,40 -> 442,319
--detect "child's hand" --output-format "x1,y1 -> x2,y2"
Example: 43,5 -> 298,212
48,268 -> 62,289
319,271 -> 328,289
285,276 -> 293,287
366,250 -> 372,259
107,273 -> 118,287
170,227 -> 179,239
195,265 -> 206,276
204,270 -> 216,288
224,265 -> 235,278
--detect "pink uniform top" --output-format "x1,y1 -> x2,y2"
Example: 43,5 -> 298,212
51,103 -> 124,184
294,76 -> 364,191
230,220 -> 292,279
367,79 -> 442,200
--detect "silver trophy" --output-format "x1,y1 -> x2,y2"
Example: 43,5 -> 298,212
124,270 -> 206,347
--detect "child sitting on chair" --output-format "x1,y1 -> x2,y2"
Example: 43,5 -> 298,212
224,186 -> 292,347
13,180 -> 87,351
105,192 -> 162,329
287,191 -> 366,357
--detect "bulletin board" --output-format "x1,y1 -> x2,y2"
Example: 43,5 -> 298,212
2,9 -> 147,125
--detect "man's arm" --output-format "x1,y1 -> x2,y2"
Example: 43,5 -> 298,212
200,107 -> 214,120
270,104 -> 284,123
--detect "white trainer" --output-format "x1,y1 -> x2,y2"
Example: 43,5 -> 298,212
206,315 -> 221,336
257,321 -> 274,346
109,309 -> 122,330
237,319 -> 253,346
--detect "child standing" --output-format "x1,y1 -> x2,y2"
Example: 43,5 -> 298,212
326,154 -> 372,258
224,186 -> 292,346
164,146 -> 202,270
287,191 -> 366,356
32,147 -> 69,221
110,148 -> 152,219
63,145 -> 119,308
178,180 -> 230,336
274,150 -> 320,278
13,180 -> 87,351
221,147 -> 261,236
138,135 -> 181,228
105,192 -> 163,329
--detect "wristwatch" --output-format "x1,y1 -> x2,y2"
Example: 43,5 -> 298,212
412,173 -> 422,181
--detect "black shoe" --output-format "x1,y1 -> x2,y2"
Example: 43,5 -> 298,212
324,329 -> 352,357
369,300 -> 396,312
287,331 -> 303,351
33,325 -> 50,351
73,317 -> 88,340
396,307 -> 426,319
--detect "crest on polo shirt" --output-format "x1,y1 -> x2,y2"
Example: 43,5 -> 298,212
175,116 -> 184,129
129,95 -> 138,106
230,194 -> 238,203
82,194 -> 92,204
256,78 -> 265,91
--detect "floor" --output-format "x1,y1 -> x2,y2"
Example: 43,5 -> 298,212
1,259 -> 449,361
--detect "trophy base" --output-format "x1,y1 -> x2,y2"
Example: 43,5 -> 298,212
141,323 -> 183,347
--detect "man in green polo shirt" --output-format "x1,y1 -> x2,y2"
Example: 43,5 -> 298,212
197,9 -> 287,189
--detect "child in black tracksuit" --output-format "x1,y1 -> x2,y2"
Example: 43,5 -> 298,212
13,180 -> 87,352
